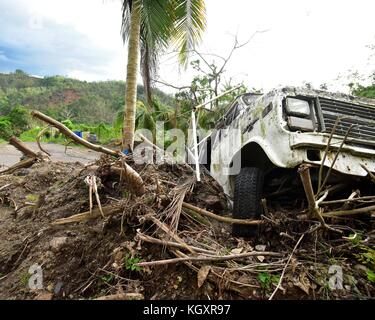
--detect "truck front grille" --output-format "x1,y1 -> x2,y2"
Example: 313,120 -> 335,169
319,97 -> 375,143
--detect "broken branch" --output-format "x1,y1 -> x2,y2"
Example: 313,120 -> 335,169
51,204 -> 126,225
136,232 -> 215,254
31,110 -> 145,196
32,110 -> 119,157
0,157 -> 37,175
298,165 -> 327,227
323,204 -> 375,217
137,251 -> 282,267
182,202 -> 264,225
36,126 -> 52,157
9,136 -> 38,158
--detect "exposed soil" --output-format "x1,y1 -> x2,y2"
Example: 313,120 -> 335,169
48,89 -> 80,107
0,157 -> 374,300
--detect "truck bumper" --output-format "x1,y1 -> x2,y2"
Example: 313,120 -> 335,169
290,133 -> 375,177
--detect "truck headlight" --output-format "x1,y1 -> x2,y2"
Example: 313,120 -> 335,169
286,98 -> 311,117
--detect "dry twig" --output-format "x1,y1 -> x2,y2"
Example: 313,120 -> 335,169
269,234 -> 305,300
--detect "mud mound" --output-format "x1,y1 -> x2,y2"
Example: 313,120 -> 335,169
0,157 -> 374,300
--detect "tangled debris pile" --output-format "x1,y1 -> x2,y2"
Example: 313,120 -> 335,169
0,112 -> 374,300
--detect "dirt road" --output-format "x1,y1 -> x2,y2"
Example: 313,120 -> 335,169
0,142 -> 101,169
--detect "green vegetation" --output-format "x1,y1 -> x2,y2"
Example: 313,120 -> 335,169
25,194 -> 39,203
0,64 -> 248,144
352,72 -> 375,99
100,274 -> 114,284
354,84 -> 375,99
258,272 -> 280,291
20,122 -> 122,145
0,105 -> 30,140
0,70 -> 174,142
20,272 -> 31,286
121,0 -> 207,150
349,233 -> 375,284
0,70 -> 173,125
124,254 -> 142,272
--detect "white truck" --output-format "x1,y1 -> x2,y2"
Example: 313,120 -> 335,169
199,87 -> 375,236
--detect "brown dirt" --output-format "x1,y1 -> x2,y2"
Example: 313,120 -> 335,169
0,158 -> 374,300
48,89 -> 80,107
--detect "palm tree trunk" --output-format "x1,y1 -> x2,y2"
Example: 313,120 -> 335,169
122,0 -> 141,152
141,43 -> 154,110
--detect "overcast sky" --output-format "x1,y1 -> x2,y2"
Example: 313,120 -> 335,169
0,0 -> 374,93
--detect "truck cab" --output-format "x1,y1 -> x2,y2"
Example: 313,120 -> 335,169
201,87 -> 375,236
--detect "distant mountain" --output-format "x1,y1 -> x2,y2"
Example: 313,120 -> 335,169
0,70 -> 173,125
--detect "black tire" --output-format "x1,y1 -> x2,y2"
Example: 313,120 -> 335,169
232,167 -> 264,237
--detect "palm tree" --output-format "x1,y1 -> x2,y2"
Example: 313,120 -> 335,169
121,0 -> 206,152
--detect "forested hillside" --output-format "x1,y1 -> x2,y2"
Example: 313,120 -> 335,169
0,70 -> 173,125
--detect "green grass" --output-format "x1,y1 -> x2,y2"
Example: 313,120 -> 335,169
26,194 -> 39,203
20,272 -> 31,286
19,124 -> 121,145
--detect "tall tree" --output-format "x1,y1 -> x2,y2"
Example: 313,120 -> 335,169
121,0 -> 206,152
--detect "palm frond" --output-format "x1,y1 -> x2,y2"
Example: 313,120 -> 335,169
172,0 -> 207,66
121,0 -> 132,43
140,0 -> 174,48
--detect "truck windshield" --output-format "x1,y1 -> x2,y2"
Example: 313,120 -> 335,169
242,93 -> 262,106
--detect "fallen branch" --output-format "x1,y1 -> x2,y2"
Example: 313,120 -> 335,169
298,165 -> 326,226
323,204 -> 375,217
318,117 -> 340,191
318,124 -> 353,194
137,251 -> 282,267
31,110 -> 145,196
269,234 -> 305,300
9,136 -> 38,158
321,195 -> 375,205
182,202 -> 264,225
171,249 -> 253,298
0,183 -> 12,191
36,126 -> 52,157
136,232 -> 215,254
32,111 -> 119,157
361,164 -> 375,183
145,215 -> 196,254
51,204 -> 126,225
0,157 -> 37,175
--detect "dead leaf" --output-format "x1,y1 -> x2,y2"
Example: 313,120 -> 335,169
197,266 -> 211,288
257,255 -> 265,262
294,271 -> 311,295
230,247 -> 243,254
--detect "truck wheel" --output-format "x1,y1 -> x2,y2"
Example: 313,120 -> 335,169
232,167 -> 264,237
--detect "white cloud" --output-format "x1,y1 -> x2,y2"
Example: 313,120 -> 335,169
1,0 -> 374,93
158,0 -> 375,92
0,51 -> 9,62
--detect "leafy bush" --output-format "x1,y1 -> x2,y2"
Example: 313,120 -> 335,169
61,119 -> 74,130
354,84 -> 375,99
0,117 -> 13,140
7,105 -> 30,135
